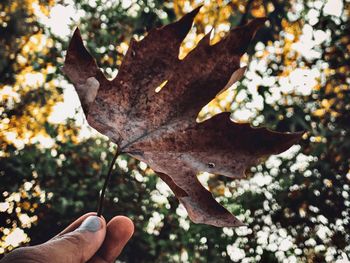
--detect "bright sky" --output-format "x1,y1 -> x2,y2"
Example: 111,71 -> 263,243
32,1 -> 98,139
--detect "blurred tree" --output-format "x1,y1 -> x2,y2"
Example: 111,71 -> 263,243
0,0 -> 72,163
1,0 -> 349,262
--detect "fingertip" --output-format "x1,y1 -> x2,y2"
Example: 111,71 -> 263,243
108,216 -> 134,240
77,215 -> 107,232
96,215 -> 134,262
56,212 -> 107,237
98,215 -> 107,229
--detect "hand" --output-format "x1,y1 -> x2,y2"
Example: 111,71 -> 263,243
1,213 -> 134,263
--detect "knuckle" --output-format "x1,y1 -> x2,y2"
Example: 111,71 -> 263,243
63,232 -> 83,247
60,232 -> 87,262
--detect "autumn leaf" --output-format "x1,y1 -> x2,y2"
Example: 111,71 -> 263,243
63,6 -> 302,227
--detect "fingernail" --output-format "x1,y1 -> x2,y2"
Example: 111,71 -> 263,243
76,216 -> 101,232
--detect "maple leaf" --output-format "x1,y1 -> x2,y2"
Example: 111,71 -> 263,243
63,7 -> 302,227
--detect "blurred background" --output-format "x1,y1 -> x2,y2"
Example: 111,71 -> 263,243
0,0 -> 349,262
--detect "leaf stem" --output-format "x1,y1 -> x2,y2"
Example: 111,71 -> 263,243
97,147 -> 120,217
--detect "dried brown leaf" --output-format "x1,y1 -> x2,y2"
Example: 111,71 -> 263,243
63,7 -> 302,227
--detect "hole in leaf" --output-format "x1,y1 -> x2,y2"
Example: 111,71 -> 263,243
208,162 -> 215,168
155,80 -> 168,93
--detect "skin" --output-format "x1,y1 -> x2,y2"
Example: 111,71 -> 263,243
0,213 -> 134,263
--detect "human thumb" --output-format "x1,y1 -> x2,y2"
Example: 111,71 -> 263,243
39,215 -> 106,263
1,215 -> 106,263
